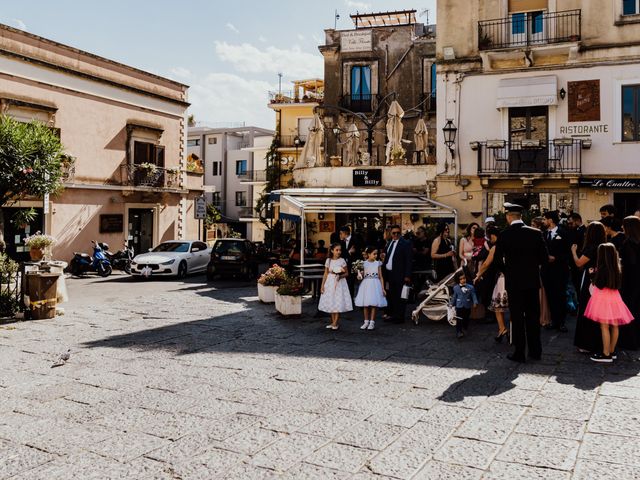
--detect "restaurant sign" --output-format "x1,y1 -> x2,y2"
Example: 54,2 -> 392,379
568,80 -> 600,122
353,169 -> 382,187
341,30 -> 373,53
580,178 -> 640,189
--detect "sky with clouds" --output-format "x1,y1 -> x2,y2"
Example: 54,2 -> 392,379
1,0 -> 436,128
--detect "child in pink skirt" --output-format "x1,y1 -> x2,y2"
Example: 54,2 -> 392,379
584,243 -> 634,363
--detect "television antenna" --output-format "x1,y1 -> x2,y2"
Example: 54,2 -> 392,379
419,9 -> 430,24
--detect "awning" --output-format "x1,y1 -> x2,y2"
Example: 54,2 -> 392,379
496,75 -> 558,108
272,188 -> 458,266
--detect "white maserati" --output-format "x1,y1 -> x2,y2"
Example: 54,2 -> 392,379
130,240 -> 210,278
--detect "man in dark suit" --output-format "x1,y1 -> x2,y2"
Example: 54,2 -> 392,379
382,225 -> 413,323
339,225 -> 362,295
495,203 -> 548,362
542,210 -> 570,332
567,212 -> 586,294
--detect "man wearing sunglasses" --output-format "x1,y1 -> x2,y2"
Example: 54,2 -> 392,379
382,225 -> 413,324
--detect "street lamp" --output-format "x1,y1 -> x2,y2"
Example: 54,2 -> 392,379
442,119 -> 457,158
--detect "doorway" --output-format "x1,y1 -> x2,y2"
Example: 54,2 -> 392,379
128,208 -> 154,255
1,207 -> 44,262
614,193 -> 640,218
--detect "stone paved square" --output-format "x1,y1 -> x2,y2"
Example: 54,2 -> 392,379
1,275 -> 640,479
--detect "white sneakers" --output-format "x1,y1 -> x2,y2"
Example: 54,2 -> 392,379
360,320 -> 375,330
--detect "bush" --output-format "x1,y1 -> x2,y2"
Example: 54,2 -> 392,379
276,278 -> 305,296
257,264 -> 288,286
0,291 -> 19,318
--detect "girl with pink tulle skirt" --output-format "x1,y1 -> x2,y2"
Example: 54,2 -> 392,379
584,243 -> 634,363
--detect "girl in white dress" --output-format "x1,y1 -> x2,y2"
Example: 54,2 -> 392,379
355,247 -> 387,330
319,243 -> 353,330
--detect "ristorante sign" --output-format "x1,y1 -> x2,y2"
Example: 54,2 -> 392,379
580,178 -> 640,189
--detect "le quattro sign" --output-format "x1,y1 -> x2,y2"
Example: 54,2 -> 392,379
194,197 -> 207,219
579,178 -> 640,189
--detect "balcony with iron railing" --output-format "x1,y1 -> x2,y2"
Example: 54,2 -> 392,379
238,169 -> 267,183
277,135 -> 308,148
268,90 -> 324,104
120,164 -> 181,189
339,93 -> 378,113
478,9 -> 581,50
473,139 -> 584,176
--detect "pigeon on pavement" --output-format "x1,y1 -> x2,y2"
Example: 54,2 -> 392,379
51,349 -> 71,368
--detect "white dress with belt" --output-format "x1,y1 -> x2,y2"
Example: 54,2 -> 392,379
355,260 -> 387,308
318,258 -> 353,313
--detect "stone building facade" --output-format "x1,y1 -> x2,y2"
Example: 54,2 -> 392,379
0,23 -> 201,260
435,0 -> 640,223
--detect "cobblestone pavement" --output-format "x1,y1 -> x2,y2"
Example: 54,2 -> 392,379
1,275 -> 640,479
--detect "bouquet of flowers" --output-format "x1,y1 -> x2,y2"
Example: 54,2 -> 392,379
351,259 -> 364,281
257,264 -> 288,286
23,232 -> 56,249
276,278 -> 305,296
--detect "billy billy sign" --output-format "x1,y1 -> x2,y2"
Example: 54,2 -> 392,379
353,169 -> 382,187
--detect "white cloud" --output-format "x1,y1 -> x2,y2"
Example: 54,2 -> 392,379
258,35 -> 267,43
169,67 -> 192,79
345,0 -> 371,10
226,22 -> 239,34
12,19 -> 26,30
214,41 -> 323,78
187,73 -> 275,128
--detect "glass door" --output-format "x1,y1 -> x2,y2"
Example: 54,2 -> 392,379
128,208 -> 154,255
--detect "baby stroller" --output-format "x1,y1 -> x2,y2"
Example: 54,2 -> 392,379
411,261 -> 470,326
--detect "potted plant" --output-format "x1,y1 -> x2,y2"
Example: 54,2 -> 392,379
24,232 -> 56,261
257,264 -> 287,303
275,278 -> 305,315
0,253 -> 20,319
329,155 -> 342,167
390,145 -> 406,164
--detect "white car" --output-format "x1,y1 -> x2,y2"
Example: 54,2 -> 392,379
130,240 -> 210,278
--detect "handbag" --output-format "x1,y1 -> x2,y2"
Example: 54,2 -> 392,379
401,284 -> 411,300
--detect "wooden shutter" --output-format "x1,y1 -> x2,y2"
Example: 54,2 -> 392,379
508,0 -> 547,12
155,145 -> 165,167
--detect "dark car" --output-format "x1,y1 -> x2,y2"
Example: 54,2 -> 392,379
207,238 -> 259,280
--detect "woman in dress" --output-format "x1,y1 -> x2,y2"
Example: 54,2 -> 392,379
474,227 -> 508,342
355,246 -> 387,330
431,223 -> 456,281
319,243 -> 353,330
459,222 -> 479,275
618,215 -> 640,350
571,221 -> 607,353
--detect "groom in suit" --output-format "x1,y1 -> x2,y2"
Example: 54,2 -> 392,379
494,203 -> 549,362
382,225 -> 413,323
542,210 -> 570,332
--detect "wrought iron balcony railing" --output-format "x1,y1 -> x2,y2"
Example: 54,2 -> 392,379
277,135 -> 308,148
478,9 -> 581,50
474,139 -> 582,175
269,90 -> 324,104
238,170 -> 267,182
339,93 -> 376,113
121,164 -> 180,188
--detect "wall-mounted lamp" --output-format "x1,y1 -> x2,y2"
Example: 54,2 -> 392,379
559,87 -> 566,100
469,141 -> 480,151
293,135 -> 301,147
442,119 -> 457,159
581,138 -> 592,149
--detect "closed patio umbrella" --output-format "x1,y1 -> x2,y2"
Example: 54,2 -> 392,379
414,118 -> 429,163
297,114 -> 324,168
385,100 -> 404,165
342,122 -> 360,166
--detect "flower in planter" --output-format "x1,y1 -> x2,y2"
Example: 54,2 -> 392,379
257,264 -> 288,286
23,232 -> 56,249
139,162 -> 158,174
276,278 -> 305,296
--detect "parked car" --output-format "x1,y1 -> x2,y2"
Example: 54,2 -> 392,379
130,240 -> 210,278
207,238 -> 259,280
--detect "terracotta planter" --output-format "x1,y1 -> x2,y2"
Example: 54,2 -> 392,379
329,156 -> 342,167
29,247 -> 44,262
258,283 -> 277,303
275,293 -> 302,315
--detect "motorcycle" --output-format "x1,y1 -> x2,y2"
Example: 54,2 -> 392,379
102,242 -> 134,274
69,241 -> 113,277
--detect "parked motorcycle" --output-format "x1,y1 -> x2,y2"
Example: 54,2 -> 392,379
69,241 -> 113,277
102,242 -> 134,274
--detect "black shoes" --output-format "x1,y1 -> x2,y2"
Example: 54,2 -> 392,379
590,352 -> 613,363
494,330 -> 508,343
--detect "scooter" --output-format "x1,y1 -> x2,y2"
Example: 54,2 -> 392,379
69,241 -> 113,277
102,242 -> 134,274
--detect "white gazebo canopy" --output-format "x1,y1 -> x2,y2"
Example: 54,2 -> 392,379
271,188 -> 458,265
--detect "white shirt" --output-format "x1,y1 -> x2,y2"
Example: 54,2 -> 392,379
510,220 -> 524,225
547,225 -> 558,240
345,235 -> 352,249
386,240 -> 398,270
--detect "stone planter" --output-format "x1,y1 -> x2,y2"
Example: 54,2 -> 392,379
29,247 -> 44,262
258,283 -> 277,303
275,293 -> 302,315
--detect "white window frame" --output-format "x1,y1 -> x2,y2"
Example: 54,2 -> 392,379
614,77 -> 640,143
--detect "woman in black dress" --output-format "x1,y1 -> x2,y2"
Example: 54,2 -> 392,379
618,216 -> 640,350
431,223 -> 456,281
571,221 -> 606,353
